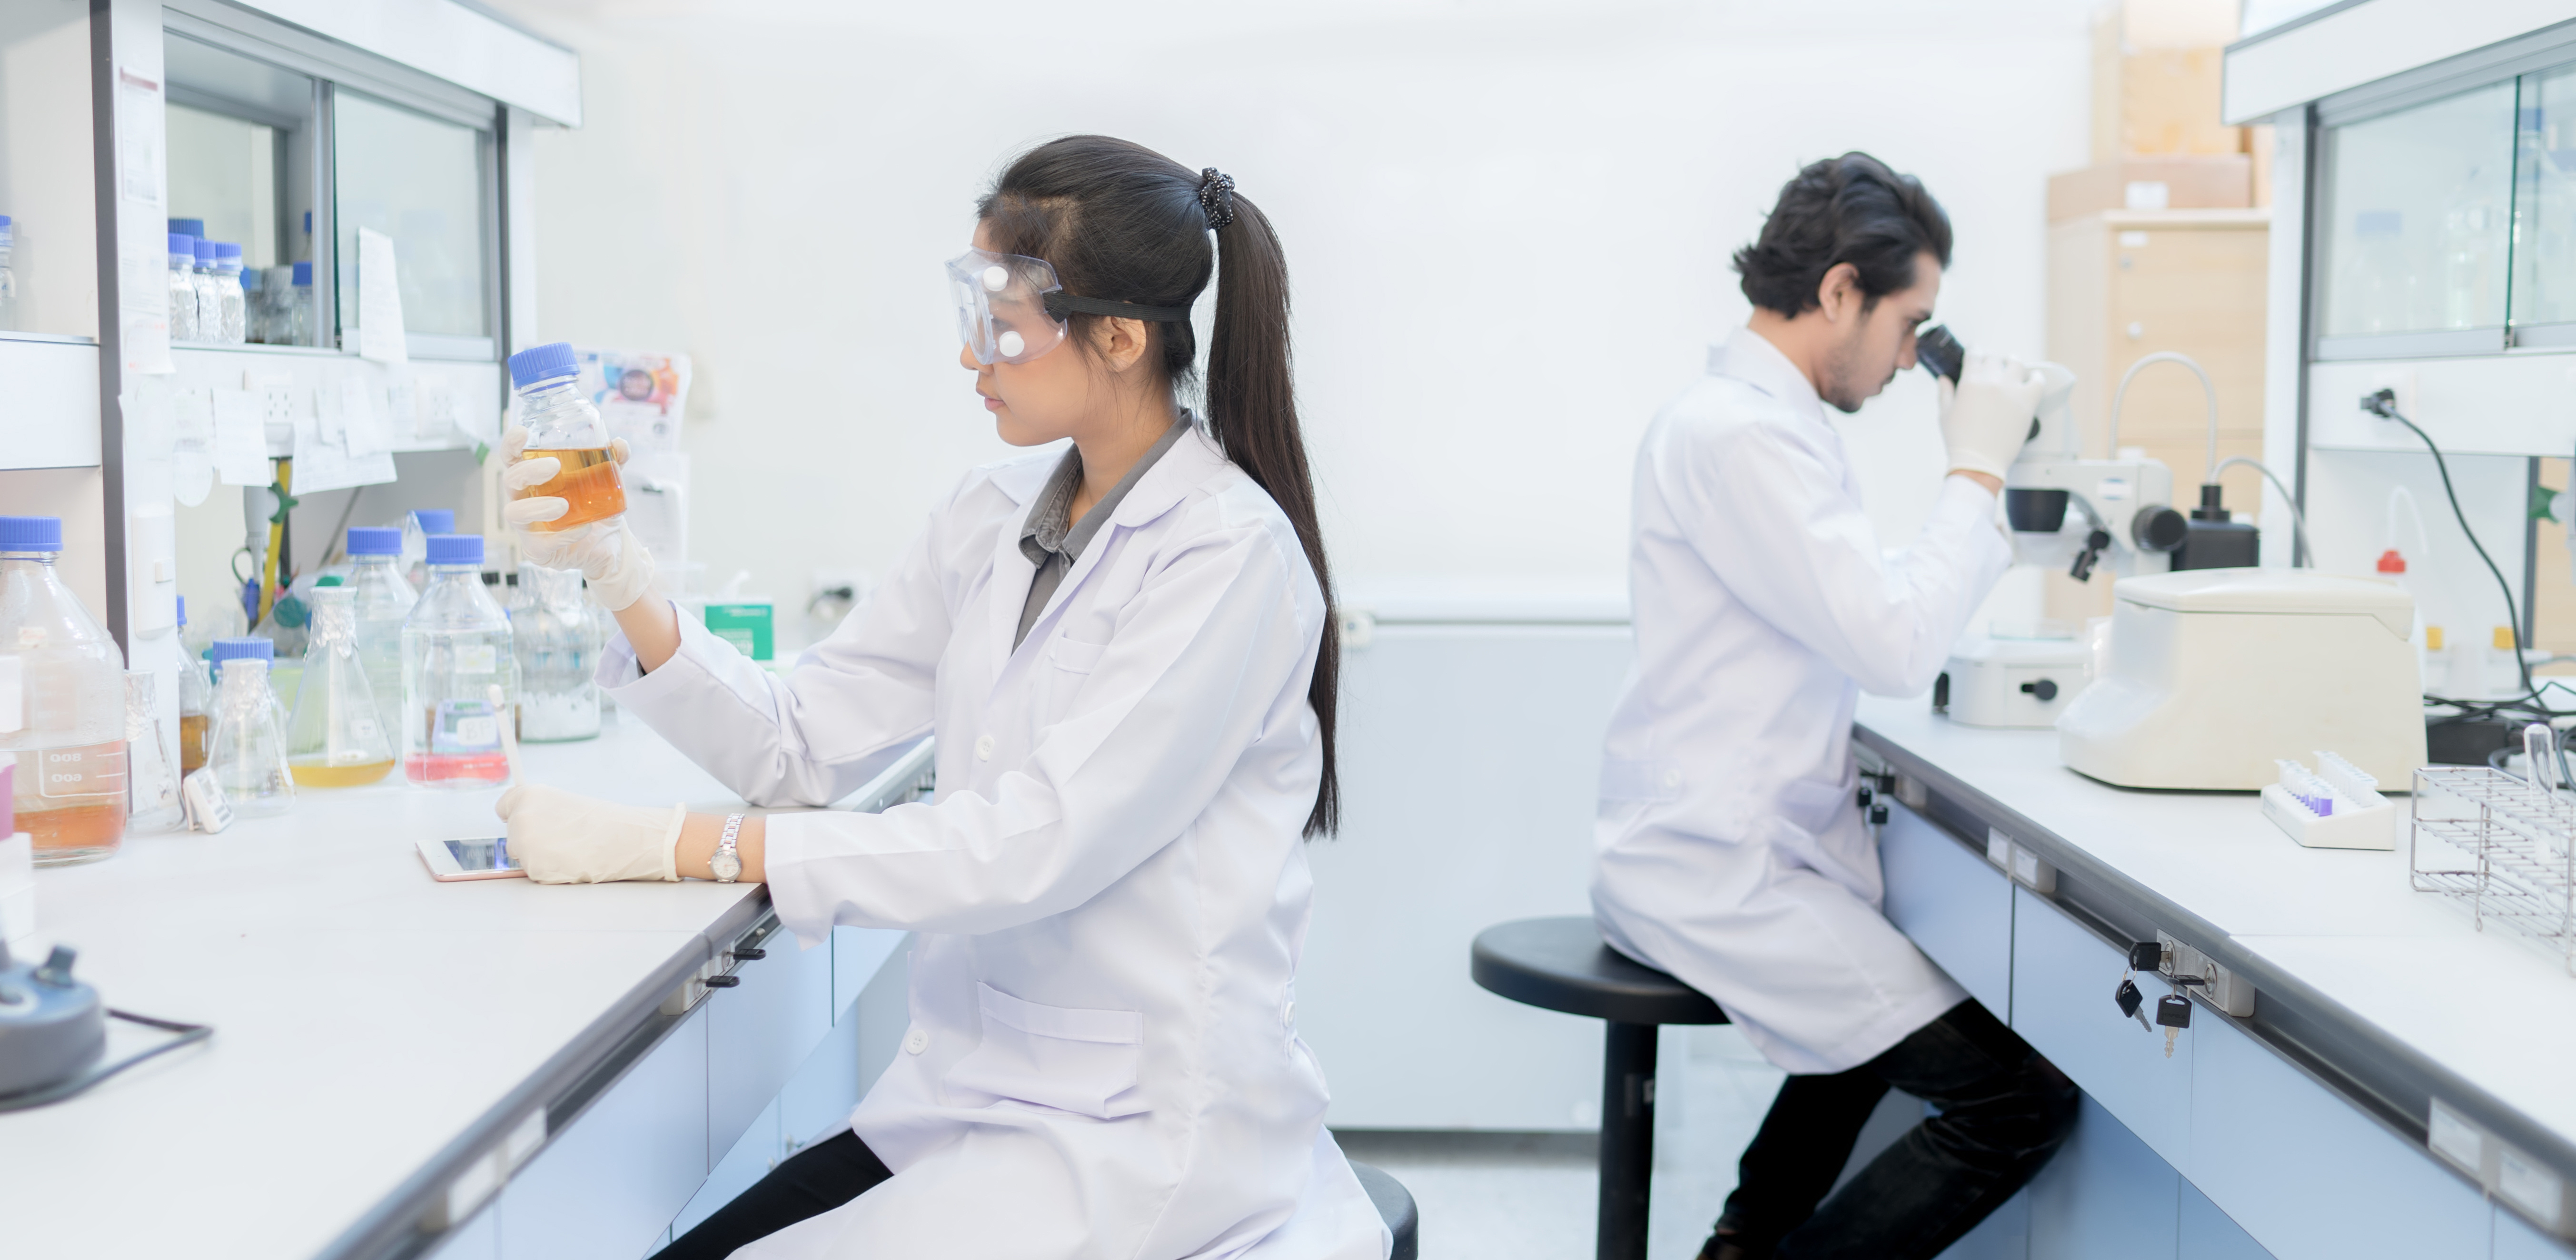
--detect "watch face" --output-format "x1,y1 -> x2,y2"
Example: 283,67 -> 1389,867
711,850 -> 743,882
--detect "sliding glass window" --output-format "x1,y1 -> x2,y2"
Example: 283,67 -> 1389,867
334,89 -> 491,349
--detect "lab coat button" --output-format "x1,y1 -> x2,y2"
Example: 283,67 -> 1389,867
1662,769 -> 1683,789
1282,1001 -> 1296,1025
974,734 -> 995,761
904,1028 -> 929,1055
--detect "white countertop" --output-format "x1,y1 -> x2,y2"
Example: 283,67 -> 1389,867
1855,694 -> 2576,1153
0,716 -> 777,1260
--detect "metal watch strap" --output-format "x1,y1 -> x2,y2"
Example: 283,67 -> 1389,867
714,814 -> 745,883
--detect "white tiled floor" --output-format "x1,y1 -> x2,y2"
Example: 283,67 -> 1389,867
1337,1023 -> 1893,1260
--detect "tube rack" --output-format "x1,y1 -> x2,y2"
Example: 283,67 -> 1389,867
2411,763 -> 2576,974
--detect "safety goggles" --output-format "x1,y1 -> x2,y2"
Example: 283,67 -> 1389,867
945,248 -> 1195,366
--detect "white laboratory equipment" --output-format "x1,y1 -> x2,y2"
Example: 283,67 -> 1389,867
2056,568 -> 2427,789
1936,635 -> 2093,728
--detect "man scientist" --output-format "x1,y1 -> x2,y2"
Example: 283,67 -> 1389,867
1591,151 -> 2076,1260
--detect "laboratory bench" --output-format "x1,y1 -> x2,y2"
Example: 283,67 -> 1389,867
0,719 -> 930,1260
1856,694 -> 2576,1259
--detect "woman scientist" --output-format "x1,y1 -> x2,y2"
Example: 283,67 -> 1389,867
491,137 -> 1389,1260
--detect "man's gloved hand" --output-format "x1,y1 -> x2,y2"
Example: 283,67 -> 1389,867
1938,351 -> 2048,482
496,783 -> 685,884
499,425 -> 658,611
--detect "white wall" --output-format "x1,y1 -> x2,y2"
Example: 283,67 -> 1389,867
491,0 -> 2101,620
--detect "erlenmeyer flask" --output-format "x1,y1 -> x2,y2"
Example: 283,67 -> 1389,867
286,587 -> 394,786
125,671 -> 183,833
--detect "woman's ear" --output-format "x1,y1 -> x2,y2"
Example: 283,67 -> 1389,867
1088,316 -> 1152,374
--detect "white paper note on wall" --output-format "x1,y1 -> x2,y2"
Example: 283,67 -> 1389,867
342,379 -> 390,457
211,389 -> 271,486
290,406 -> 396,494
355,227 -> 407,364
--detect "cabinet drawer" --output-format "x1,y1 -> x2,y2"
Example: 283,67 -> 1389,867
2010,886 -> 2192,1167
705,930 -> 835,1164
2025,1094 -> 2182,1260
1880,801 -> 2013,1016
2186,1011 -> 2487,1260
499,1007 -> 709,1260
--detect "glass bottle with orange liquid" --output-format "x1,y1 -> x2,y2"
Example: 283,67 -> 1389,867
285,586 -> 394,786
505,342 -> 627,535
0,515 -> 129,865
177,596 -> 212,777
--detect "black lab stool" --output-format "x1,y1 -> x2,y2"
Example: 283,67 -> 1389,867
1471,916 -> 1726,1260
1347,1160 -> 1420,1260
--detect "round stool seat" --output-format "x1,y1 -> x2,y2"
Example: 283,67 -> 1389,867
1471,916 -> 1726,1026
1347,1160 -> 1419,1260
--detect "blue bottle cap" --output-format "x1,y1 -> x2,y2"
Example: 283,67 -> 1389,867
168,217 -> 205,237
210,637 -> 275,664
177,595 -> 187,627
412,508 -> 456,535
0,516 -> 63,551
425,534 -> 483,566
193,238 -> 216,263
213,242 -> 241,261
240,268 -> 262,290
346,526 -> 401,556
168,233 -> 195,257
507,342 -> 580,390
292,260 -> 313,286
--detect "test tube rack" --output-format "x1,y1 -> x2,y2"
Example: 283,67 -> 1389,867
2410,764 -> 2576,975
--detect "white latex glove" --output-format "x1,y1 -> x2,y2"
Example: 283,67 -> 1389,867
498,425 -> 657,611
495,783 -> 684,884
1938,351 -> 2049,481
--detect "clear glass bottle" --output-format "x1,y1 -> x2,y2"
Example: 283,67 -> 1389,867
401,509 -> 456,593
238,265 -> 265,345
0,516 -> 129,866
177,597 -> 213,777
401,534 -> 515,789
207,638 -> 293,817
286,587 -> 394,786
343,527 -> 417,740
211,243 -> 246,345
506,343 -> 628,535
289,260 -> 315,346
0,214 -> 17,332
191,238 -> 220,343
515,562 -> 603,742
167,233 -> 199,343
125,671 -> 183,833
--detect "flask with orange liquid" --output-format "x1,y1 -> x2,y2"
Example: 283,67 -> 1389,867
505,342 -> 626,535
0,516 -> 129,865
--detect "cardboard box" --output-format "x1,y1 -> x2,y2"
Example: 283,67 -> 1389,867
2049,157 -> 2252,220
2091,1 -> 2245,161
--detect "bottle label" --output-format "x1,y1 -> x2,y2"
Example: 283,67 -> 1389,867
453,644 -> 498,675
431,700 -> 502,754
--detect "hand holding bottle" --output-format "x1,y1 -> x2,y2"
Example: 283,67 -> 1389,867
500,424 -> 657,612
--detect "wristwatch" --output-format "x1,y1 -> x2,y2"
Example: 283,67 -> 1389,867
712,814 -> 745,884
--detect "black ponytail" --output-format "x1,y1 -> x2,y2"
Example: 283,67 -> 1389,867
980,137 -> 1341,838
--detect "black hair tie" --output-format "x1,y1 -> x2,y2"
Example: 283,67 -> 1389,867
1198,168 -> 1236,231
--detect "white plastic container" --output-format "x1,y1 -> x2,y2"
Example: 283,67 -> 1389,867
2262,751 -> 2397,850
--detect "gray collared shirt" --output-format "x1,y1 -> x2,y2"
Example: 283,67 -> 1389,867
1015,413 -> 1193,649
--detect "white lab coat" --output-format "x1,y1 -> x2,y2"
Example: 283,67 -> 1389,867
599,425 -> 1388,1260
1591,328 -> 2012,1075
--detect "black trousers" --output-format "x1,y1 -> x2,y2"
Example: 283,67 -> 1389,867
657,1130 -> 893,1260
1715,999 -> 2077,1260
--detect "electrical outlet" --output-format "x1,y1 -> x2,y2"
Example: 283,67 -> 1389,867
249,373 -> 296,428
2366,369 -> 2419,426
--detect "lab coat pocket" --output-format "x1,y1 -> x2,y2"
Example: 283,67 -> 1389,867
1772,774 -> 1852,838
945,982 -> 1147,1120
1049,635 -> 1110,675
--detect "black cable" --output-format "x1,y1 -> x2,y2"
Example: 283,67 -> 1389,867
0,1008 -> 213,1113
2364,390 -> 2537,703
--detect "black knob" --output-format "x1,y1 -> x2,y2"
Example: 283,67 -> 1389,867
703,974 -> 742,989
2020,679 -> 2060,702
2131,505 -> 2189,553
730,947 -> 767,962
